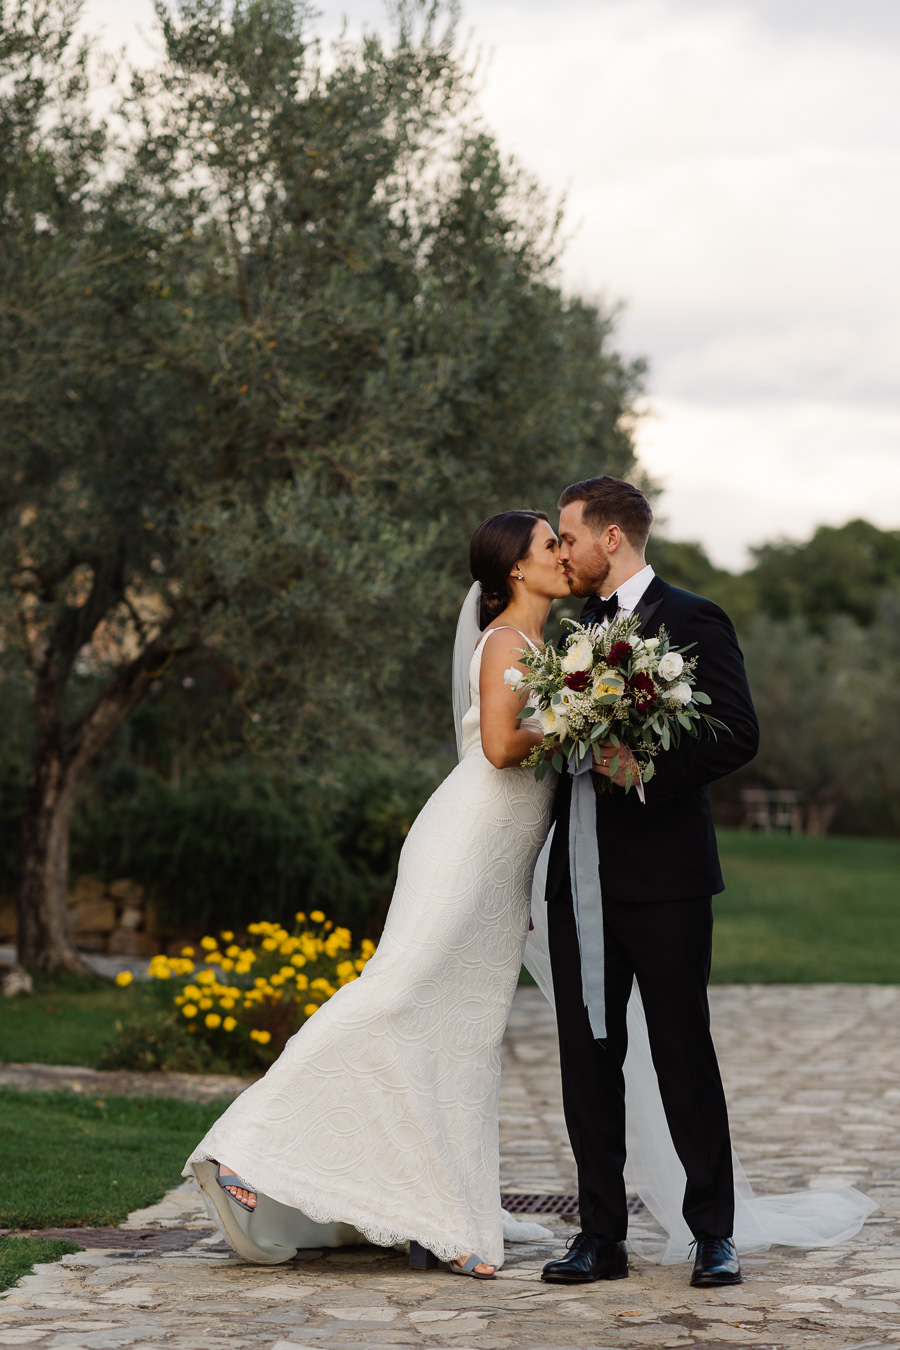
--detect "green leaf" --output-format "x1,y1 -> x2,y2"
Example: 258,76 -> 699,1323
552,752 -> 564,774
693,690 -> 711,705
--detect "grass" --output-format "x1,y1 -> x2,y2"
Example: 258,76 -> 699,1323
0,1237 -> 82,1295
1,1088 -> 227,1231
0,972 -> 164,1069
712,828 -> 900,983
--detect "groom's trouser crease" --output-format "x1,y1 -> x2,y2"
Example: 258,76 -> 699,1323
548,886 -> 735,1243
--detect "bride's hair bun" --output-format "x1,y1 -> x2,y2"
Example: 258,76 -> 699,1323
469,510 -> 548,630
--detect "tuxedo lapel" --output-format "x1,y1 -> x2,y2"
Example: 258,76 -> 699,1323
632,574 -> 667,633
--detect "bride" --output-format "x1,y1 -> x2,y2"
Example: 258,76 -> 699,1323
185,509 -> 570,1278
185,509 -> 874,1276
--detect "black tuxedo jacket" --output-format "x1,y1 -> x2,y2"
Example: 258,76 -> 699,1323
546,575 -> 759,904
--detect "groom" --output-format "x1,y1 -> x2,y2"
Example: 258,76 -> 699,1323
541,476 -> 759,1289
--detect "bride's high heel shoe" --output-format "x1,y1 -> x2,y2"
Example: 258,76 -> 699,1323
409,1240 -> 496,1279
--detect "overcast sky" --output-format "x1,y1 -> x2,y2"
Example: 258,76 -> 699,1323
80,0 -> 900,569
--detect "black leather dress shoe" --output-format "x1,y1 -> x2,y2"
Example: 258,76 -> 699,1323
690,1236 -> 742,1287
541,1233 -> 628,1283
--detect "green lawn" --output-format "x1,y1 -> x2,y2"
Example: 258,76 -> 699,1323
1,1088 -> 226,1231
0,974 -> 164,1069
712,829 -> 900,983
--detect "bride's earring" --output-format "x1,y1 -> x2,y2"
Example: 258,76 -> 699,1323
516,571 -> 524,580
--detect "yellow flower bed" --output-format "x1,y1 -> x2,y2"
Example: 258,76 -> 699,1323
123,912 -> 376,1064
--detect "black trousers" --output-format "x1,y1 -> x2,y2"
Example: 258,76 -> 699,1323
547,884 -> 735,1242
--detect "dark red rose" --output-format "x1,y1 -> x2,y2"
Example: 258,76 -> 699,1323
564,670 -> 591,691
626,671 -> 656,710
607,641 -> 632,667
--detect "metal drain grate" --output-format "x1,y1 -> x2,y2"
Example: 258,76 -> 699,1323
500,1193 -> 644,1216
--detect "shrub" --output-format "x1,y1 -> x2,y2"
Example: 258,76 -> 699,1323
103,911 -> 376,1073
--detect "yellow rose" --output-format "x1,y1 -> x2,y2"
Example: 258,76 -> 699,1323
114,971 -> 133,987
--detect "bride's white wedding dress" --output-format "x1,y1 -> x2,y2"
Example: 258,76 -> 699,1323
185,624 -> 553,1269
186,586 -> 874,1269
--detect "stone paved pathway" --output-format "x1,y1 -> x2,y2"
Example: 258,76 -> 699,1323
2,985 -> 899,1350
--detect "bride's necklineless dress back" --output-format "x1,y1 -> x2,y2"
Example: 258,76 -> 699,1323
185,626 -> 553,1269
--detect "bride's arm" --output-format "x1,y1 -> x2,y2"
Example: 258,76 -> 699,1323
478,631 -> 544,769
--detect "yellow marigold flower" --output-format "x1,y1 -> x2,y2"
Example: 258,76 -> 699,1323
114,971 -> 133,987
205,1013 -> 222,1029
303,1003 -> 318,1017
261,937 -> 278,952
310,978 -> 334,996
339,974 -> 356,986
173,959 -> 194,975
278,942 -> 294,956
219,997 -> 236,1010
250,1029 -> 272,1044
182,984 -> 201,1000
182,1003 -> 198,1018
198,997 -> 213,1010
278,965 -> 294,979
180,946 -> 195,957
247,922 -> 262,935
223,1016 -> 237,1032
336,960 -> 355,979
175,995 -> 185,1005
324,920 -> 333,931
333,927 -> 352,949
206,951 -> 222,965
291,953 -> 307,968
221,930 -> 234,943
196,969 -> 216,986
270,973 -> 286,988
254,976 -> 269,989
361,939 -> 376,958
200,936 -> 218,951
219,958 -> 234,972
234,960 -> 252,975
293,973 -> 309,991
324,935 -> 340,958
294,911 -> 306,924
225,944 -> 241,959
354,959 -> 367,972
309,910 -> 325,924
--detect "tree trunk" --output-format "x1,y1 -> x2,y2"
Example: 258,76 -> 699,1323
16,733 -> 89,973
16,619 -> 184,973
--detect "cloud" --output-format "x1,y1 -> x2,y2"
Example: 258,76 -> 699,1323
637,395 -> 900,567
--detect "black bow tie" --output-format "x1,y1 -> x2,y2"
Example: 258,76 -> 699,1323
581,594 -> 619,626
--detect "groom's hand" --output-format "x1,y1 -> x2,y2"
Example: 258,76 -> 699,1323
592,740 -> 638,789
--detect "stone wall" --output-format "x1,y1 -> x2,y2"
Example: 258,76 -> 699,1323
0,877 -> 178,957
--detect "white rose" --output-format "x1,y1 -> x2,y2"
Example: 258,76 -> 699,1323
503,667 -> 525,690
539,705 -> 568,737
592,671 -> 623,699
657,651 -> 684,681
643,636 -> 660,650
561,636 -> 593,674
667,681 -> 693,706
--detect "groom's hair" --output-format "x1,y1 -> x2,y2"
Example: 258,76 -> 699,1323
558,476 -> 653,550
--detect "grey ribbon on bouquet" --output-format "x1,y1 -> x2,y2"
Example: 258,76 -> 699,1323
568,753 -> 607,1040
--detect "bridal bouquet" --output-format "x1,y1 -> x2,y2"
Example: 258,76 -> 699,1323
505,614 -> 724,789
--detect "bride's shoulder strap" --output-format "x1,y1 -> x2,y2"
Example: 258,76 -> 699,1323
478,625 -> 537,652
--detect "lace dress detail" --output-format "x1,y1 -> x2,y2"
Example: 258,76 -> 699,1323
185,628 -> 552,1269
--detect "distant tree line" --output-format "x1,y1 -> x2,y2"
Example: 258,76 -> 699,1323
650,520 -> 900,836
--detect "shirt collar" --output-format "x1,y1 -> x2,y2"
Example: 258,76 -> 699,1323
603,563 -> 655,616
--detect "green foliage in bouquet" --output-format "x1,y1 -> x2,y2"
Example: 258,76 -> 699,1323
514,614 -> 726,787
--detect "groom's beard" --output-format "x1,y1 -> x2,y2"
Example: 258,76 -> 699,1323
566,554 -> 611,598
